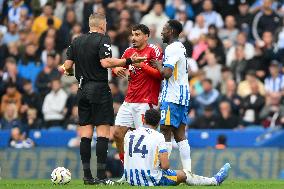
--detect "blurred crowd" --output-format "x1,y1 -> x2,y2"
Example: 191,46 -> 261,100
1,0 -> 284,148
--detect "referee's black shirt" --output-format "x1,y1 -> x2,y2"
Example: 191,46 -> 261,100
66,32 -> 112,82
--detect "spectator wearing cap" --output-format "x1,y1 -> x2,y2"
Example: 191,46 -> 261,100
35,52 -> 61,97
226,32 -> 255,66
216,101 -> 243,129
201,0 -> 224,28
252,0 -> 282,42
241,80 -> 265,126
1,83 -> 22,114
32,3 -> 62,37
17,43 -> 44,89
218,15 -> 239,50
42,78 -> 67,129
140,1 -> 169,40
237,71 -> 265,98
192,78 -> 220,116
236,0 -> 254,37
264,60 -> 284,95
189,105 -> 218,129
2,22 -> 19,45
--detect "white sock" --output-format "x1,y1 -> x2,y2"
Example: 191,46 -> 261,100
178,140 -> 191,171
184,169 -> 217,186
165,142 -> 172,158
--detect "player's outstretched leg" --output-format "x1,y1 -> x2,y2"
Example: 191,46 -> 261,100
182,163 -> 231,186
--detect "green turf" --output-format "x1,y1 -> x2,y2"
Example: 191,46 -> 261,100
0,179 -> 283,189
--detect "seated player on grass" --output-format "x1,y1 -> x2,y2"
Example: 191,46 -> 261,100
123,108 -> 231,186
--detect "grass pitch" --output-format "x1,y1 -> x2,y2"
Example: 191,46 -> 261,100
0,179 -> 283,189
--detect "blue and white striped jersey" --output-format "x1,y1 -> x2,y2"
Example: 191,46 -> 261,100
124,127 -> 168,186
160,41 -> 190,106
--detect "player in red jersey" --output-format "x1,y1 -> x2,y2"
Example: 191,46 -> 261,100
113,24 -> 163,164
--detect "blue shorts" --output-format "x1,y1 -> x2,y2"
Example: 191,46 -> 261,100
160,102 -> 189,128
159,169 -> 178,186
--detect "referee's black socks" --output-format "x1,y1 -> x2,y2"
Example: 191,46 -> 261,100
96,137 -> 109,179
80,137 -> 93,179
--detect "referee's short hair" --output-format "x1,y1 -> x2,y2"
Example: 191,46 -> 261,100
89,13 -> 106,28
132,24 -> 150,37
144,109 -> 161,128
167,19 -> 183,37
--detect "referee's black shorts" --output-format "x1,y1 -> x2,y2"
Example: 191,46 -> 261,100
77,81 -> 114,126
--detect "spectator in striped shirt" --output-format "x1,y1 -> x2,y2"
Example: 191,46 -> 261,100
264,60 -> 284,95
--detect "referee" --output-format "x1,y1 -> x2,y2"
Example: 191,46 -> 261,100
59,13 -> 146,185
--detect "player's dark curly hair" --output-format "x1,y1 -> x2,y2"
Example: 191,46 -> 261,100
132,24 -> 150,37
144,109 -> 161,127
167,19 -> 183,37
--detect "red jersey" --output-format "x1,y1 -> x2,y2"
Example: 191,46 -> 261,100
122,44 -> 163,105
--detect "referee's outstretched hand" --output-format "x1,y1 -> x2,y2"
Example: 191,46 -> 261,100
131,52 -> 147,63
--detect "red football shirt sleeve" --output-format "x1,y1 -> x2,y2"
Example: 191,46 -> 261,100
140,45 -> 163,80
112,48 -> 130,76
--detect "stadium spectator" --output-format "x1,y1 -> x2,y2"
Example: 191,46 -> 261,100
226,32 -> 255,66
230,45 -> 249,83
176,10 -> 193,41
3,22 -> 19,45
32,3 -> 62,37
264,60 -> 284,95
1,83 -> 22,114
236,0 -> 254,37
201,0 -> 224,28
140,1 -> 169,40
0,32 -> 9,69
42,78 -> 68,129
216,101 -> 243,129
36,52 -> 60,97
7,0 -> 29,24
40,36 -> 60,65
252,0 -> 282,42
206,34 -> 226,65
22,107 -> 42,130
65,82 -> 78,121
57,9 -> 77,51
188,14 -> 208,44
193,78 -> 220,116
0,57 -> 23,94
237,71 -> 265,98
215,135 -> 227,149
241,81 -> 265,126
20,79 -> 42,118
17,43 -> 44,89
165,0 -> 194,20
190,105 -> 218,129
219,67 -> 233,95
0,103 -> 21,130
7,41 -> 20,62
54,0 -> 83,25
203,51 -> 222,88
218,15 -> 239,50
259,92 -> 284,128
246,44 -> 266,80
220,79 -> 242,116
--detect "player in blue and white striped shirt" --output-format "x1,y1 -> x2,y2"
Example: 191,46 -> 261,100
153,20 -> 192,172
124,109 -> 231,186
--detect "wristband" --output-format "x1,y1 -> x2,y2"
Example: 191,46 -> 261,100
125,58 -> 133,65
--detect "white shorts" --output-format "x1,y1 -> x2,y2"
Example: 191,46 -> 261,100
115,102 -> 154,128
